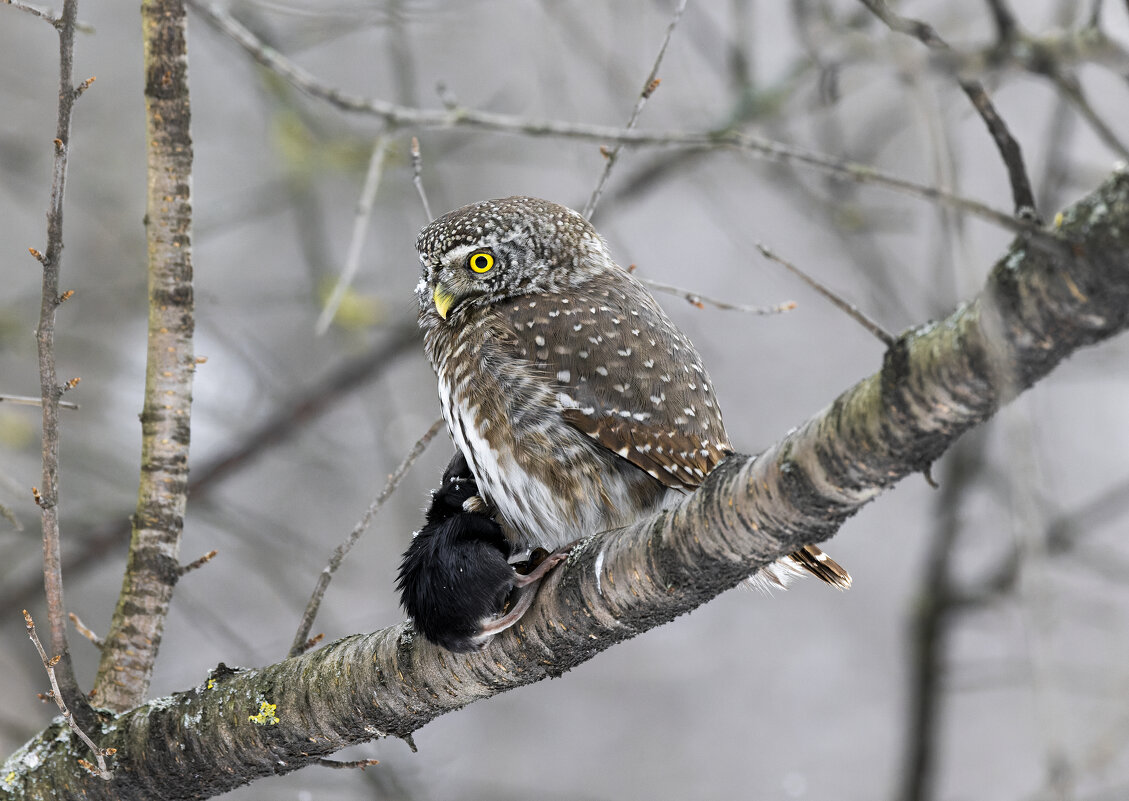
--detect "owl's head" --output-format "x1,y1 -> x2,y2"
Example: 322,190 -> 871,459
416,196 -> 611,323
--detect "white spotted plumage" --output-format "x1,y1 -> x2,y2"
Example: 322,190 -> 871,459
417,196 -> 851,589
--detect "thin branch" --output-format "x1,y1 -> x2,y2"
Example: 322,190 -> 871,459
1,0 -> 94,31
860,0 -> 1039,219
288,418 -> 446,658
582,0 -> 689,220
638,275 -> 796,316
316,758 -> 380,770
179,549 -> 218,576
315,136 -> 389,335
184,0 -> 1042,239
0,394 -> 79,410
756,243 -> 896,345
23,610 -> 112,779
68,611 -> 104,649
33,0 -> 87,719
410,136 -> 432,221
4,0 -> 56,21
984,0 -> 1018,44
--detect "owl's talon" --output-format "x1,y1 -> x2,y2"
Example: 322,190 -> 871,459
479,542 -> 575,637
512,541 -> 576,587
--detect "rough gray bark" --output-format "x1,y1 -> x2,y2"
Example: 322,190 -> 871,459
4,169 -> 1127,800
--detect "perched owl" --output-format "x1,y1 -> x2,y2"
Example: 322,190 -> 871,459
408,196 -> 849,649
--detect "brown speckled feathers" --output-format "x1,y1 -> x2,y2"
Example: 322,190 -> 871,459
417,196 -> 850,590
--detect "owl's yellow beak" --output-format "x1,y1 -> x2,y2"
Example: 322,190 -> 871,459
433,285 -> 456,320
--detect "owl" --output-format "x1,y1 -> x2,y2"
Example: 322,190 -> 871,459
407,196 -> 849,649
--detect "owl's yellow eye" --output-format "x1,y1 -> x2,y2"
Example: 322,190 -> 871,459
468,250 -> 495,274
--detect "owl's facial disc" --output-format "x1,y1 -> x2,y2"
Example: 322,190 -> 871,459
428,245 -> 502,320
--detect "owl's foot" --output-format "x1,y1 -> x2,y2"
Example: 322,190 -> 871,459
476,541 -> 579,638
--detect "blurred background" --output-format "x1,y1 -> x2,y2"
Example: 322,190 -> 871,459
2,1 -> 1128,799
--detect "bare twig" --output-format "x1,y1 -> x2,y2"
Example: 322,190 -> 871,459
984,0 -> 1018,44
1,0 -> 94,30
637,274 -> 795,316
178,549 -> 218,576
5,0 -> 57,21
410,136 -> 432,221
582,0 -> 689,219
317,758 -> 380,770
860,0 -> 1039,219
23,610 -> 112,779
68,612 -> 103,648
316,136 -> 389,335
288,418 -> 446,657
32,0 -> 88,718
294,632 -> 324,655
184,0 -> 1043,239
755,243 -> 896,346
0,394 -> 79,410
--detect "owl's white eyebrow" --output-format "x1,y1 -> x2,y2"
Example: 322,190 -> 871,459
440,239 -> 508,266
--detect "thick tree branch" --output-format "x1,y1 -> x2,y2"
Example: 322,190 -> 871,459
92,0 -> 196,712
5,167 -> 1127,801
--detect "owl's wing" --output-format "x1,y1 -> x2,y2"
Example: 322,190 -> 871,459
500,271 -> 851,590
499,271 -> 730,492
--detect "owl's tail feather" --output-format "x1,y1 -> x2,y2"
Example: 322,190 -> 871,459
788,545 -> 852,589
747,545 -> 852,593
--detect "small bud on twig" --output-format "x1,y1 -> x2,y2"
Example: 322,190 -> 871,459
74,75 -> 96,98
179,549 -> 218,576
296,633 -> 325,654
69,612 -> 105,648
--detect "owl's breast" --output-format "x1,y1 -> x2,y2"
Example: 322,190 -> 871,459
429,316 -> 666,549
